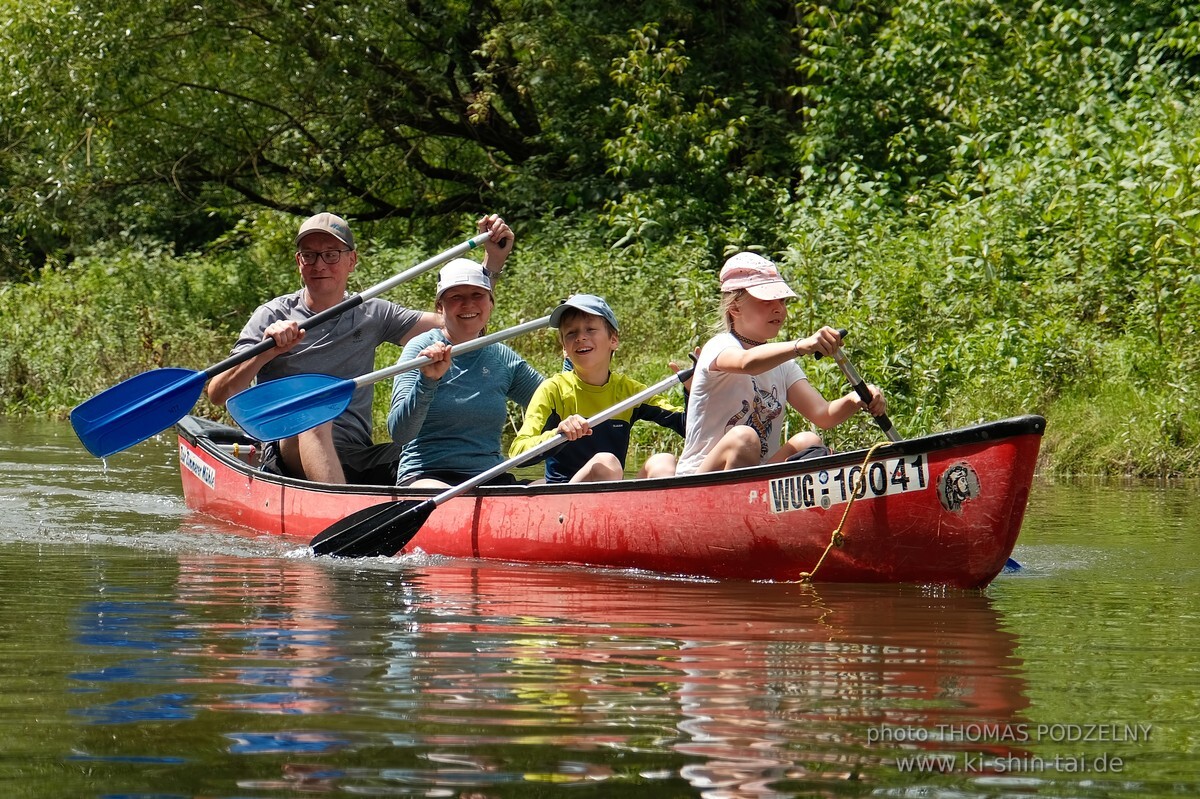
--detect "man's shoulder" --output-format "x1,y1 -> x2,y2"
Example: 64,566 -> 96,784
360,296 -> 416,319
403,327 -> 445,350
256,289 -> 306,315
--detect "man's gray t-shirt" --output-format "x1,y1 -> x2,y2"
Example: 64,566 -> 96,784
232,290 -> 422,458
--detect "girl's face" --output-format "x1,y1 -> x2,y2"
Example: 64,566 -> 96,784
730,294 -> 788,340
438,287 -> 494,341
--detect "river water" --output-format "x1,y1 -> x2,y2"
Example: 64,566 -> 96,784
0,417 -> 1196,798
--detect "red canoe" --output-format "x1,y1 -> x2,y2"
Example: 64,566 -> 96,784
175,414 -> 1044,587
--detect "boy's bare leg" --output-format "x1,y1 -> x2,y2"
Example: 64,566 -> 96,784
570,453 -> 623,483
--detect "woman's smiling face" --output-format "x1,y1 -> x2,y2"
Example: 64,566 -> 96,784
438,286 -> 494,341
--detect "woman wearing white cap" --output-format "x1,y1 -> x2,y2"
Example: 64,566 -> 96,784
387,259 -> 544,487
674,252 -> 887,476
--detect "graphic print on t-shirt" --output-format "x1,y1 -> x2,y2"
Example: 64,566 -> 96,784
724,377 -> 785,458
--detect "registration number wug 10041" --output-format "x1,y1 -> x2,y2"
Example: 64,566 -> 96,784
768,454 -> 930,514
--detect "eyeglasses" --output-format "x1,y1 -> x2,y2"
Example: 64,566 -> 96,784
297,248 -> 353,266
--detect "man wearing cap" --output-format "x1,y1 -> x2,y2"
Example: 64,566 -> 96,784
675,252 -> 887,476
207,212 -> 513,484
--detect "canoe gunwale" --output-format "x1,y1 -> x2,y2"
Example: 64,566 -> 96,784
177,413 -> 1046,497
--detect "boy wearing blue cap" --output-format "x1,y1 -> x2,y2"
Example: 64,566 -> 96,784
510,294 -> 685,482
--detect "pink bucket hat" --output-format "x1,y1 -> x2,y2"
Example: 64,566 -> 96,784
719,252 -> 798,300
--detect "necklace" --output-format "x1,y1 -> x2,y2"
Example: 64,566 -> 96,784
731,328 -> 766,349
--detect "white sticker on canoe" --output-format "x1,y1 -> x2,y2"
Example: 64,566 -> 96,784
768,454 -> 929,514
179,444 -> 216,489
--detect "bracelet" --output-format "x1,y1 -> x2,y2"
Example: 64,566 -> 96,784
793,339 -> 802,356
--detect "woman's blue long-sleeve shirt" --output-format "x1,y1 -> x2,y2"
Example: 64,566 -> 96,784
388,328 -> 543,484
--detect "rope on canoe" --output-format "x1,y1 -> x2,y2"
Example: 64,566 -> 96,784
798,440 -> 890,583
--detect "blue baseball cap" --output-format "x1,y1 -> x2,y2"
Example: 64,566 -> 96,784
550,294 -> 619,332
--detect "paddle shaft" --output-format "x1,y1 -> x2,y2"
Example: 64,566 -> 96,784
812,329 -> 900,442
226,315 -> 554,441
308,365 -> 695,557
829,348 -> 901,442
813,329 -> 1017,568
203,231 -> 492,379
431,367 -> 694,508
69,230 -> 495,458
351,316 -> 552,389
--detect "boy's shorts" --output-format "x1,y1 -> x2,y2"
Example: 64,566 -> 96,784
396,469 -> 521,487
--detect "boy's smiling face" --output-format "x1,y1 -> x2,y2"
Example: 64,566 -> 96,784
559,311 -> 619,375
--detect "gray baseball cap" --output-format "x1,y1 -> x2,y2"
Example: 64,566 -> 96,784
296,212 -> 355,250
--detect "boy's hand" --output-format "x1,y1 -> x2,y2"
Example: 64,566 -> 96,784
669,347 -> 701,391
557,414 -> 592,441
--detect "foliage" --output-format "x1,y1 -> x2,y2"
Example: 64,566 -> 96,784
3,0 -> 1200,474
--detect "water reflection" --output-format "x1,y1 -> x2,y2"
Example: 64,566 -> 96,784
342,563 -> 1027,795
65,553 -> 1030,796
9,418 -> 1197,797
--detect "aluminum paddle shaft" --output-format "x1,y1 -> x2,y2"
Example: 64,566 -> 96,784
227,316 -> 551,441
71,232 -> 492,458
310,366 -> 694,558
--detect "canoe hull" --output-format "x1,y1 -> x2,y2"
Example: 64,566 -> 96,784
177,415 -> 1044,587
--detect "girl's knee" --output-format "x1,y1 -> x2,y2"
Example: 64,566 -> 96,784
786,431 -> 823,451
773,431 -> 826,464
639,452 -> 677,479
725,425 -> 762,451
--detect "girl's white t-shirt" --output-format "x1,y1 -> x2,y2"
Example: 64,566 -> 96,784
676,332 -> 807,476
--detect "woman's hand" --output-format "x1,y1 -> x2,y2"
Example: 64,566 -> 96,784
419,340 -> 453,381
478,214 -> 514,274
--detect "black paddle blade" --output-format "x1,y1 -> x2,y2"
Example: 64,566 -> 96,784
309,499 -> 436,558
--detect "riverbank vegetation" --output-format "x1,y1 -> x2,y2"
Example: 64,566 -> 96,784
2,1 -> 1198,476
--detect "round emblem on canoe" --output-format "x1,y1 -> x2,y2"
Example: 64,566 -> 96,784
937,462 -> 980,512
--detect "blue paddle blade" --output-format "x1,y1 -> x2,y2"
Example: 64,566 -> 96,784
70,368 -> 207,458
226,373 -> 355,441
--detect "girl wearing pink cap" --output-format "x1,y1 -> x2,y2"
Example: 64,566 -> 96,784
675,252 -> 887,476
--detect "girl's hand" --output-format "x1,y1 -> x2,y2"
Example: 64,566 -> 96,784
796,326 -> 843,359
864,384 -> 887,417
